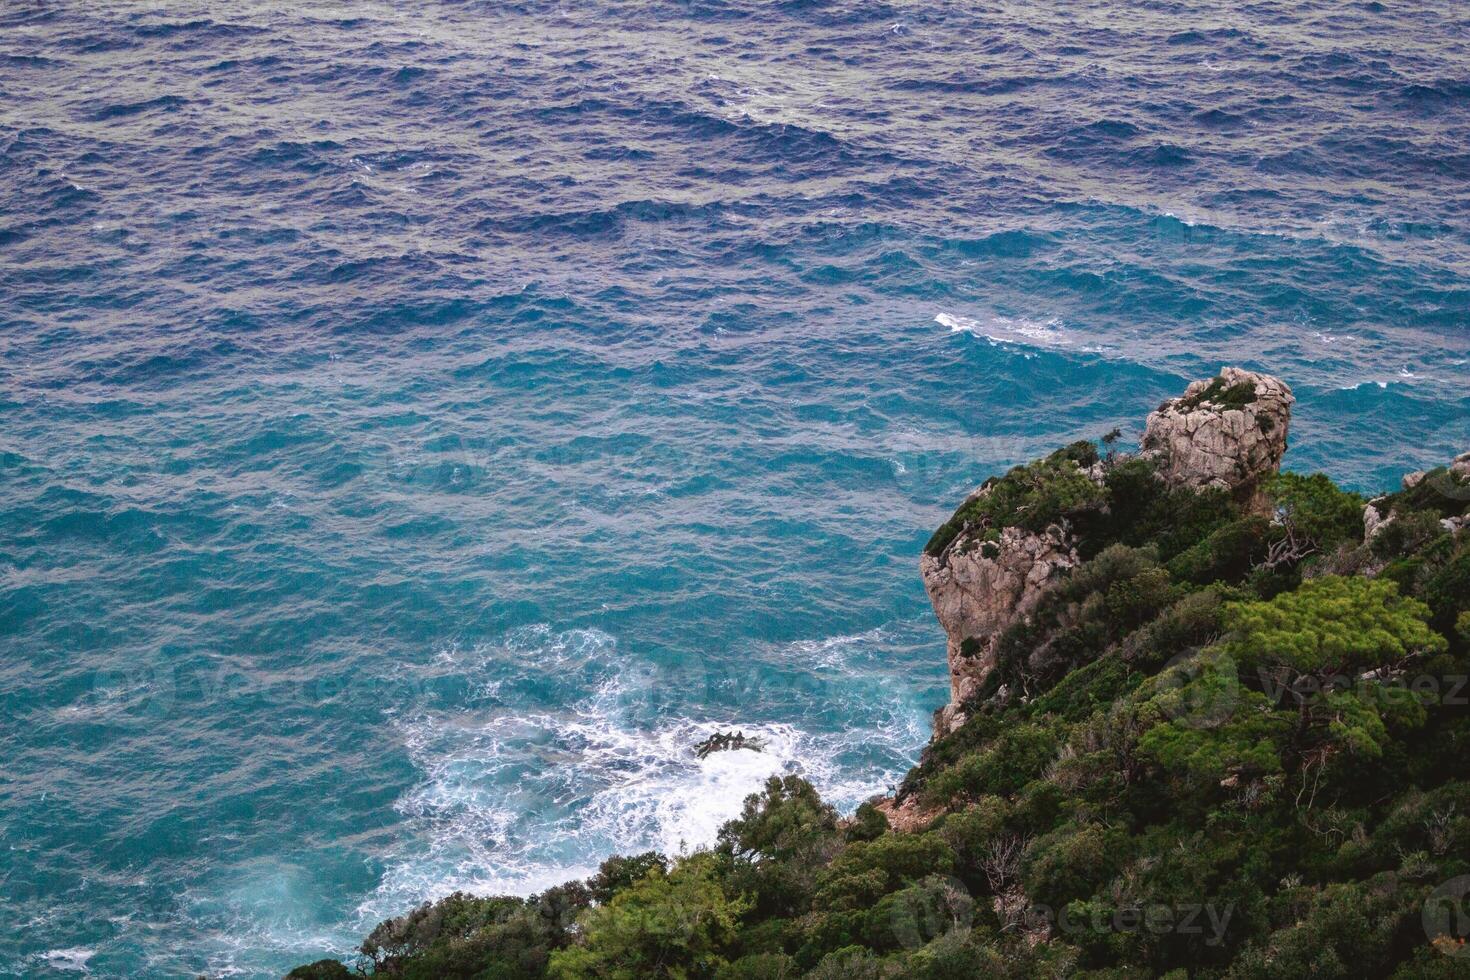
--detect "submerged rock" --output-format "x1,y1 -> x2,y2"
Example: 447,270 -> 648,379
1141,366 -> 1293,503
693,730 -> 765,759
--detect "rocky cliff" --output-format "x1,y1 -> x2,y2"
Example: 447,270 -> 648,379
921,368 -> 1293,733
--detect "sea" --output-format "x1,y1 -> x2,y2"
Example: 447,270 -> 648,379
2,1 -> 1468,976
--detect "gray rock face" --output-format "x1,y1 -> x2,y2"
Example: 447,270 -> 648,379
920,368 -> 1294,735
1363,498 -> 1392,541
1140,367 -> 1293,500
1365,451 -> 1470,542
920,523 -> 1079,733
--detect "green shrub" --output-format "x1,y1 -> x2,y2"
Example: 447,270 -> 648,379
548,855 -> 747,980
924,722 -> 1060,804
937,797 -> 1011,885
1425,550 -> 1470,631
1166,516 -> 1271,585
1021,822 -> 1128,910
1395,466 -> 1470,518
925,444 -> 1105,556
359,891 -> 582,980
1087,458 -> 1240,561
846,802 -> 890,843
718,775 -> 837,863
1223,880 -> 1404,980
713,952 -> 799,980
1120,585 -> 1240,670
1372,510 -> 1448,560
1221,576 -> 1445,681
716,775 -> 838,918
904,928 -> 1004,979
803,946 -> 890,980
814,833 -> 956,910
1180,376 -> 1257,410
285,961 -> 353,980
1135,649 -> 1286,783
587,852 -> 668,905
1264,472 -> 1365,553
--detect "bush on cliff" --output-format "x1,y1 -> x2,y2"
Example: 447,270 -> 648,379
546,855 -> 748,980
924,442 -> 1104,557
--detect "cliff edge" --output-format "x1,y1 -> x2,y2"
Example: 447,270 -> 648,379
921,368 -> 1293,734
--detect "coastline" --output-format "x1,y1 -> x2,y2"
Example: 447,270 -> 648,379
291,370 -> 1470,979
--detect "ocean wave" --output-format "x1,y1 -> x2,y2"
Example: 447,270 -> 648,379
35,948 -> 94,973
365,708 -> 808,917
362,623 -> 931,921
937,311 -> 1075,350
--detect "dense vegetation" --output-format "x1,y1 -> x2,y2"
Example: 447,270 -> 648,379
290,443 -> 1470,980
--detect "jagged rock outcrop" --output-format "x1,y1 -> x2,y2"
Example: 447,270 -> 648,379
921,524 -> 1081,733
693,730 -> 764,759
1364,497 -> 1392,541
1140,367 -> 1293,503
921,368 -> 1293,735
1365,450 -> 1470,541
871,793 -> 943,833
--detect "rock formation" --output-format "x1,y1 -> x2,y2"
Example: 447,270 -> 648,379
920,524 -> 1080,733
693,730 -> 764,759
921,368 -> 1293,734
1365,450 -> 1470,542
1140,367 -> 1293,502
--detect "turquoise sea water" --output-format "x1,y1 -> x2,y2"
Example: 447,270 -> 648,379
3,2 -> 1469,975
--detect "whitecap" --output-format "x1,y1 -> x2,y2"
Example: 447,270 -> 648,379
37,948 -> 95,973
782,624 -> 895,671
362,709 -> 808,920
937,311 -> 1072,348
360,623 -> 935,927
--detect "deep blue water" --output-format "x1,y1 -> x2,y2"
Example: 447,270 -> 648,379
2,1 -> 1468,975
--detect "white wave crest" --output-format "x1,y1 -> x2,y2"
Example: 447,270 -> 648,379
937,311 -> 1073,349
360,623 -> 935,925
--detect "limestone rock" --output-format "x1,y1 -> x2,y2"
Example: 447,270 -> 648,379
919,368 -> 1293,736
871,793 -> 943,833
920,522 -> 1079,733
1364,497 -> 1393,541
1140,367 -> 1293,500
1452,451 -> 1470,482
